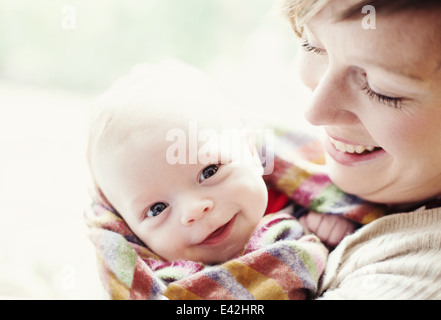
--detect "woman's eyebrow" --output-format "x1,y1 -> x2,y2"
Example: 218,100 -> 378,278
360,57 -> 425,82
303,23 -> 317,39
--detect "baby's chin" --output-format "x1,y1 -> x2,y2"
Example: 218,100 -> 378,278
191,238 -> 251,265
197,248 -> 244,265
200,223 -> 262,264
169,215 -> 263,264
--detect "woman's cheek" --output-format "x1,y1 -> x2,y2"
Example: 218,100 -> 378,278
296,51 -> 325,91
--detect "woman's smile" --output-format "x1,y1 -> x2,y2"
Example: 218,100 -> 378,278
329,136 -> 378,154
324,134 -> 386,167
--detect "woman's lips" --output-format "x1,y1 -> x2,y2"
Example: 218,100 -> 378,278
325,135 -> 386,166
329,136 -> 380,154
199,215 -> 236,246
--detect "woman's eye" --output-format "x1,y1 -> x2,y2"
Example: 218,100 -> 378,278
199,164 -> 219,183
147,202 -> 168,217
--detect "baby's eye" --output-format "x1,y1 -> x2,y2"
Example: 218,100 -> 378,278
199,164 -> 219,183
147,202 -> 168,217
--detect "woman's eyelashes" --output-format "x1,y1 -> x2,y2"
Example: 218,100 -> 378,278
362,85 -> 403,109
301,39 -> 326,55
146,202 -> 168,218
199,164 -> 219,183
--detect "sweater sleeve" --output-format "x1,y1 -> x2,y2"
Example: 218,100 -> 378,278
318,208 -> 441,299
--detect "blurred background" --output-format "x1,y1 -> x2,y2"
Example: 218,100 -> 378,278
0,0 -> 312,299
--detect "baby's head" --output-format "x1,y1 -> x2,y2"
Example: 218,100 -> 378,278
88,62 -> 268,264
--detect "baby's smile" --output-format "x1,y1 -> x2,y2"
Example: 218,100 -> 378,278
198,214 -> 237,246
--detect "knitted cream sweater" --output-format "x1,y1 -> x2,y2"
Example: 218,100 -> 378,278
319,208 -> 441,299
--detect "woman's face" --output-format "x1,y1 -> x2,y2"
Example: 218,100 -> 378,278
297,0 -> 441,205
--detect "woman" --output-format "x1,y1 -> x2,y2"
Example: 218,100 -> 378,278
282,0 -> 441,299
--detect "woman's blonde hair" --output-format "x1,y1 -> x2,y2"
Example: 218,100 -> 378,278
281,0 -> 329,37
282,0 -> 441,37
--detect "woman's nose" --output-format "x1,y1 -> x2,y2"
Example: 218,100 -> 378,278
303,67 -> 359,127
180,198 -> 214,226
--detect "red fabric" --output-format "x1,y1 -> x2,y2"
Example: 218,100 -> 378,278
265,188 -> 290,215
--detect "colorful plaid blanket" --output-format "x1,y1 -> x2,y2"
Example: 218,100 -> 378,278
84,127 -> 386,300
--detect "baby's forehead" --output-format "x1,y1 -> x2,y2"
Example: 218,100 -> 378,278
96,99 -> 242,154
90,61 -> 244,166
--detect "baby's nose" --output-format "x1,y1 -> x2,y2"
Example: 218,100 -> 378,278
181,199 -> 214,226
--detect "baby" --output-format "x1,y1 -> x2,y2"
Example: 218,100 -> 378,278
87,61 -> 355,266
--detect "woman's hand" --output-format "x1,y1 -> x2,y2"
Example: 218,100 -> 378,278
299,212 -> 356,249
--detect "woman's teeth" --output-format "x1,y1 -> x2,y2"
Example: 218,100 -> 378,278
329,137 -> 377,154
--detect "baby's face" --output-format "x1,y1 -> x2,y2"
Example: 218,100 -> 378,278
93,120 -> 268,264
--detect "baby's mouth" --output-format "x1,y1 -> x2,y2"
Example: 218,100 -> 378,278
329,136 -> 382,155
199,215 -> 236,246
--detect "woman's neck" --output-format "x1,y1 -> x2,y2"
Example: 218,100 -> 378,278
386,195 -> 441,213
